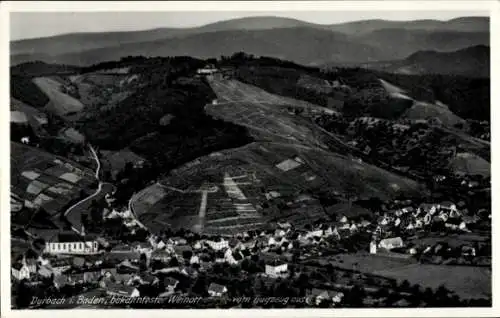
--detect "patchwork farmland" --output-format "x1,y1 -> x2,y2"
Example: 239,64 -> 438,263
11,142 -> 97,223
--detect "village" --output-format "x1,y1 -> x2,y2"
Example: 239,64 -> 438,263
11,179 -> 491,308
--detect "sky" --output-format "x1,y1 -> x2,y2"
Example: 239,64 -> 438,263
10,11 -> 489,41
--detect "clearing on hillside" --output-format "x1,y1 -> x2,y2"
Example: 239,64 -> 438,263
33,77 -> 85,119
450,152 -> 490,177
402,101 -> 467,128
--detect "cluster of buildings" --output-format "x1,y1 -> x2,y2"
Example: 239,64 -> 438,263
12,177 -> 488,308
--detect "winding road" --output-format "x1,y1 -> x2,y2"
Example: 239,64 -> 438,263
64,144 -> 115,234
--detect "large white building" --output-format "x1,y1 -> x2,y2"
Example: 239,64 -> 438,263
43,232 -> 100,255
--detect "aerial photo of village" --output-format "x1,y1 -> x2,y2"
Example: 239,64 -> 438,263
8,8 -> 491,310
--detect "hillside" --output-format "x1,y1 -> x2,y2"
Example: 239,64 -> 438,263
354,29 -> 488,61
11,16 -> 489,66
327,17 -> 489,34
15,27 -> 389,66
361,45 -> 490,78
10,16 -> 318,58
132,141 -> 424,235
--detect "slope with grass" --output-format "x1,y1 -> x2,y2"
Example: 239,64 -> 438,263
32,77 -> 85,119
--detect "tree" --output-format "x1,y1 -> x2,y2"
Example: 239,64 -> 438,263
139,253 -> 148,271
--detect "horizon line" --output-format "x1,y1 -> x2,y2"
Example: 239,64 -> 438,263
11,14 -> 489,42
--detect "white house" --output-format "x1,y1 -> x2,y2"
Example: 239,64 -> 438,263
206,239 -> 229,251
106,283 -> 140,298
12,262 -> 31,280
265,261 -> 288,277
369,241 -> 377,254
196,65 -> 219,75
378,237 -> 404,250
224,249 -> 238,265
193,241 -> 203,250
208,283 -> 228,297
43,233 -> 100,255
190,255 -> 200,265
305,229 -> 324,239
440,201 -> 457,212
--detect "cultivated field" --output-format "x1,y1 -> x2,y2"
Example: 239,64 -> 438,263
319,251 -> 490,300
374,264 -> 491,300
132,142 -> 423,235
206,78 -> 339,148
10,142 -> 96,220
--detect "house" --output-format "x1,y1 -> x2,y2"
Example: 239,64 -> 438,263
168,237 -> 187,246
163,277 -> 179,292
38,265 -> 53,278
208,283 -> 228,297
53,274 -> 70,289
196,65 -> 219,75
82,270 -> 101,283
49,258 -> 73,275
307,288 -> 344,305
190,255 -> 200,265
277,221 -> 292,229
215,251 -> 226,263
68,272 -> 85,285
378,237 -> 404,250
418,203 -> 437,215
369,241 -> 377,254
461,245 -> 476,257
193,241 -> 203,250
173,245 -> 193,262
106,282 -> 140,298
73,257 -> 85,268
440,201 -> 457,212
151,249 -> 171,263
305,229 -> 323,239
43,232 -> 100,255
206,238 -> 229,251
12,262 -> 31,280
268,236 -> 287,246
140,273 -> 159,285
101,268 -> 118,279
180,266 -> 197,278
274,229 -> 287,238
118,260 -> 140,272
265,260 -> 288,277
349,223 -> 358,232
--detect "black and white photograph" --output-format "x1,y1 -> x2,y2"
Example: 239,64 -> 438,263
1,1 -> 497,316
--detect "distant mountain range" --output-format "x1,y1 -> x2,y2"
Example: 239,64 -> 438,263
10,16 -> 490,70
356,45 -> 490,78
